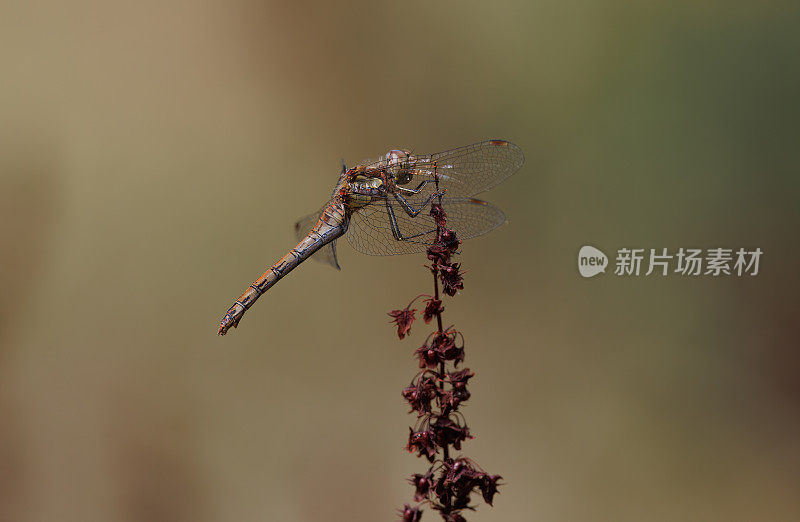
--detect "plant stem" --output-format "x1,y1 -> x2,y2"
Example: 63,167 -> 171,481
432,166 -> 452,509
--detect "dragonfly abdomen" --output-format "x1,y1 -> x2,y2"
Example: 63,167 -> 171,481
218,201 -> 348,335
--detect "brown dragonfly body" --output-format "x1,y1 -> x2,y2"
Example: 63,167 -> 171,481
218,140 -> 524,335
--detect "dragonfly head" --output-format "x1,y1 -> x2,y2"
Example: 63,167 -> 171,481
385,149 -> 414,185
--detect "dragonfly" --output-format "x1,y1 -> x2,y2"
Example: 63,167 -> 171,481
218,139 -> 524,335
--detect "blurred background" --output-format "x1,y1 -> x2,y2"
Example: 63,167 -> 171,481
1,1 -> 799,521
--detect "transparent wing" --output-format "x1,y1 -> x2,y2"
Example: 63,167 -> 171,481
364,139 -> 524,197
346,196 -> 506,256
294,209 -> 341,269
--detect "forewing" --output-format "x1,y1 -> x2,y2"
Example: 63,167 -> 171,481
346,197 -> 506,256
364,139 -> 524,197
294,209 -> 341,269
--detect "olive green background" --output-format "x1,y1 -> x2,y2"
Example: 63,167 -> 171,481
1,1 -> 798,521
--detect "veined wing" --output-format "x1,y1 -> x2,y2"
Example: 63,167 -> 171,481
294,208 -> 341,269
366,139 -> 524,197
346,196 -> 506,256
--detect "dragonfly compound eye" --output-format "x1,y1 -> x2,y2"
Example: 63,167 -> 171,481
385,149 -> 409,168
395,170 -> 414,185
385,149 -> 407,163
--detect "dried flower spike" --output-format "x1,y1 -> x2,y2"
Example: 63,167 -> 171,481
390,202 -> 502,521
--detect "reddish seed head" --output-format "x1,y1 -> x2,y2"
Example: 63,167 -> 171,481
407,428 -> 438,461
439,262 -> 464,297
410,469 -> 435,501
389,307 -> 417,339
479,474 -> 503,505
431,417 -> 472,451
399,504 -> 423,522
415,343 -> 443,369
402,376 -> 439,415
429,203 -> 447,227
422,298 -> 444,324
449,369 -> 475,389
431,330 -> 464,366
442,512 -> 468,522
439,229 -> 460,253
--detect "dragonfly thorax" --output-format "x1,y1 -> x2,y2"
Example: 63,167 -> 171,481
350,174 -> 383,192
345,174 -> 384,210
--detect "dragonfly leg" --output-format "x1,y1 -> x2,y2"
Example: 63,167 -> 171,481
395,180 -> 432,194
391,189 -> 445,218
385,199 -> 436,242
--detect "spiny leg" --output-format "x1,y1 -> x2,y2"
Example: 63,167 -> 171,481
391,189 -> 444,218
395,179 -> 432,195
385,199 -> 436,242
